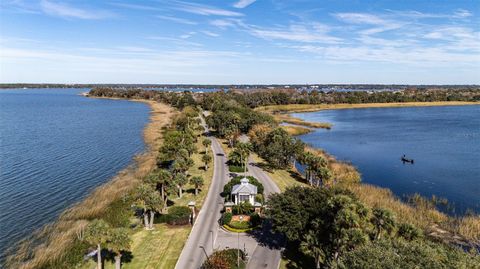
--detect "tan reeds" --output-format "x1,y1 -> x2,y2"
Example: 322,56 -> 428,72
5,101 -> 174,269
304,146 -> 480,246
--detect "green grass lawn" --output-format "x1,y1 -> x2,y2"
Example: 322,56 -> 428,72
82,224 -> 190,269
250,153 -> 308,192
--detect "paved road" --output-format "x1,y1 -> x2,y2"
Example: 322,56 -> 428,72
175,121 -> 229,269
176,124 -> 281,269
245,157 -> 282,269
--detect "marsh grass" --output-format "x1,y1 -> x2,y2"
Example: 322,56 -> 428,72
5,101 -> 175,269
262,144 -> 480,247
280,125 -> 312,136
272,113 -> 332,129
256,101 -> 480,114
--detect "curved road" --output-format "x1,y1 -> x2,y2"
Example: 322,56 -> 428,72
175,121 -> 229,269
176,120 -> 281,269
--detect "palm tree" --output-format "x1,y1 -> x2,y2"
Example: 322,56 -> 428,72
174,173 -> 188,198
150,169 -> 173,212
190,176 -> 204,195
371,208 -> 396,239
107,228 -> 131,269
202,138 -> 211,153
133,184 -> 162,229
85,219 -> 110,269
300,230 -> 325,269
202,153 -> 212,170
235,142 -> 252,176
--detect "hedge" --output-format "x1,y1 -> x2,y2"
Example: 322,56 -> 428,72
155,206 -> 191,225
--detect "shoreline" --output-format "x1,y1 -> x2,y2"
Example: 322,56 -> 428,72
5,97 -> 174,269
261,101 -> 479,134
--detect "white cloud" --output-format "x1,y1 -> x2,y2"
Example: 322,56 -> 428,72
388,9 -> 473,19
180,32 -> 196,39
210,19 -> 237,28
247,23 -> 342,44
233,0 -> 257,9
157,15 -> 197,25
201,31 -> 220,37
333,12 -> 403,35
334,13 -> 386,25
40,0 -> 114,19
174,2 -> 243,16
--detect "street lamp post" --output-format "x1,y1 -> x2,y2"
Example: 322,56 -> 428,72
199,245 -> 208,261
237,232 -> 240,268
210,230 -> 214,251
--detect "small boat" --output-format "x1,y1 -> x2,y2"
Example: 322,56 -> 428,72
401,155 -> 414,164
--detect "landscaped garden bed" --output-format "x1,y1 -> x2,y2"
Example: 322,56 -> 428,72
221,212 -> 262,233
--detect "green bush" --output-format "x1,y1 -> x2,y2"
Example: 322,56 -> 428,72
222,212 -> 233,225
232,203 -> 253,215
229,165 -> 247,173
156,206 -> 191,225
332,238 -> 480,269
102,196 -> 132,228
249,213 -> 262,227
203,248 -> 246,269
397,223 -> 422,241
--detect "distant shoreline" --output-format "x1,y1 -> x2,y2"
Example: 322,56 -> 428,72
258,101 -> 480,114
259,101 -> 479,134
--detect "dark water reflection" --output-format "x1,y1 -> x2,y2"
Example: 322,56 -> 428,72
293,105 -> 480,215
0,89 -> 150,261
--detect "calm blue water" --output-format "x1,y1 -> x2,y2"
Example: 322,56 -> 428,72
0,89 -> 150,261
293,105 -> 480,215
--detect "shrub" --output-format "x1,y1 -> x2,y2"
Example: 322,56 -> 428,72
222,212 -> 233,225
202,249 -> 246,269
397,223 -> 422,241
332,238 -> 480,269
102,196 -> 132,228
249,213 -> 262,227
155,206 -> 191,225
229,165 -> 247,173
232,203 -> 253,215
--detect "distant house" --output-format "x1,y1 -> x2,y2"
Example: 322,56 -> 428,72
225,177 -> 262,214
232,177 -> 257,205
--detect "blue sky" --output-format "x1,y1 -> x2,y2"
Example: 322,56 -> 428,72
0,0 -> 479,84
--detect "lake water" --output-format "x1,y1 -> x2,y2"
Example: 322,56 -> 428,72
293,105 -> 480,215
0,89 -> 150,262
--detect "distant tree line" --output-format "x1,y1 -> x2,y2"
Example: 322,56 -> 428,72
89,87 -> 480,111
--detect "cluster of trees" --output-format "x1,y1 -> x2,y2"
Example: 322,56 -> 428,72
228,142 -> 252,173
249,126 -> 304,169
267,186 -> 479,268
203,93 -> 275,141
89,87 -> 196,109
201,88 -> 480,108
89,87 -> 480,113
83,219 -> 131,269
298,151 -> 332,186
